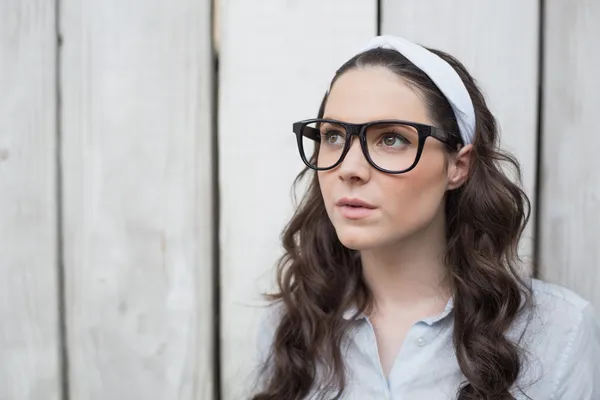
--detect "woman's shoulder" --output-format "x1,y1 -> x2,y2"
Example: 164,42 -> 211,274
529,277 -> 592,317
517,278 -> 599,399
255,300 -> 285,359
523,278 -> 596,348
244,301 -> 285,398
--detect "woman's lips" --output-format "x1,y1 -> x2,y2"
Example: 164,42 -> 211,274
337,205 -> 376,219
335,197 -> 377,220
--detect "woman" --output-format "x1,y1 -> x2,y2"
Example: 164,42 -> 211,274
251,35 -> 599,399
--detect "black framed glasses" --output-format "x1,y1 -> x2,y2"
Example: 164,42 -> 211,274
292,118 -> 462,174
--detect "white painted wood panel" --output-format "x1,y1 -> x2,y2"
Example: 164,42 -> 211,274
0,1 -> 61,399
382,0 -> 540,268
218,1 -> 376,398
538,0 -> 600,309
60,0 -> 214,398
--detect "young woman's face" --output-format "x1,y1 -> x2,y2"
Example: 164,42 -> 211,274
318,67 -> 458,251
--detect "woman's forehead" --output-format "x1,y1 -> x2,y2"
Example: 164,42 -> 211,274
324,67 -> 431,125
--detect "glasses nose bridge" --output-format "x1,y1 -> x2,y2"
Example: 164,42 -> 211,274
345,122 -> 364,139
340,122 -> 368,166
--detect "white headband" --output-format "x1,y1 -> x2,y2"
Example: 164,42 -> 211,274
358,35 -> 476,145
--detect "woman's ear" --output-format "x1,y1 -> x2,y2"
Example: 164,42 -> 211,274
447,144 -> 473,190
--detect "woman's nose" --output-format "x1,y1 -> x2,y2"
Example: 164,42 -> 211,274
337,138 -> 371,183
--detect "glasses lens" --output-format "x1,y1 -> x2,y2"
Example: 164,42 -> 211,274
365,123 -> 420,172
301,120 -> 347,169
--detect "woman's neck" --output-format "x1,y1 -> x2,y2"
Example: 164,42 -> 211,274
360,213 -> 451,318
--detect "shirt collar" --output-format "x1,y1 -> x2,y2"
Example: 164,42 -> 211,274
342,296 -> 454,325
342,305 -> 366,321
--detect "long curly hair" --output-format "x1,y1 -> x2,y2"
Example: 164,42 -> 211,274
251,47 -> 533,400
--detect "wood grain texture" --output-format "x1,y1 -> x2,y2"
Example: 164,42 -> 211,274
0,1 -> 61,399
538,0 -> 600,309
382,0 -> 540,269
60,0 -> 214,398
218,1 -> 376,398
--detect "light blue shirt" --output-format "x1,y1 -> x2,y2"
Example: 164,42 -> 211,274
254,279 -> 600,399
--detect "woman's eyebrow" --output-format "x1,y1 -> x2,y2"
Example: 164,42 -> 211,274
369,122 -> 415,129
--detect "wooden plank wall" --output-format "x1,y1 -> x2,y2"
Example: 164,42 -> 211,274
1,1 -> 600,399
538,0 -> 600,309
0,1 -> 62,399
217,1 -> 376,398
60,0 -> 214,399
381,0 -> 540,268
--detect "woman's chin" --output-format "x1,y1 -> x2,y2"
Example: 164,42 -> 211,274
335,227 -> 383,251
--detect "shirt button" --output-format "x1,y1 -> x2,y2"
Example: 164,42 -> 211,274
416,336 -> 425,346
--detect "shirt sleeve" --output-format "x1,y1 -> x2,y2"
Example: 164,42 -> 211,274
551,303 -> 600,400
248,303 -> 282,394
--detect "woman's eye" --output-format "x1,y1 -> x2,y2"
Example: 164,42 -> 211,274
322,131 -> 344,144
380,133 -> 409,148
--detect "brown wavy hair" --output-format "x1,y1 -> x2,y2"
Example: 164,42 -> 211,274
252,47 -> 533,400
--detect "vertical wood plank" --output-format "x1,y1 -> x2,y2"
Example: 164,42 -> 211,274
218,1 -> 376,398
381,1 -> 540,268
60,0 -> 214,398
539,1 -> 600,309
0,1 -> 61,399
